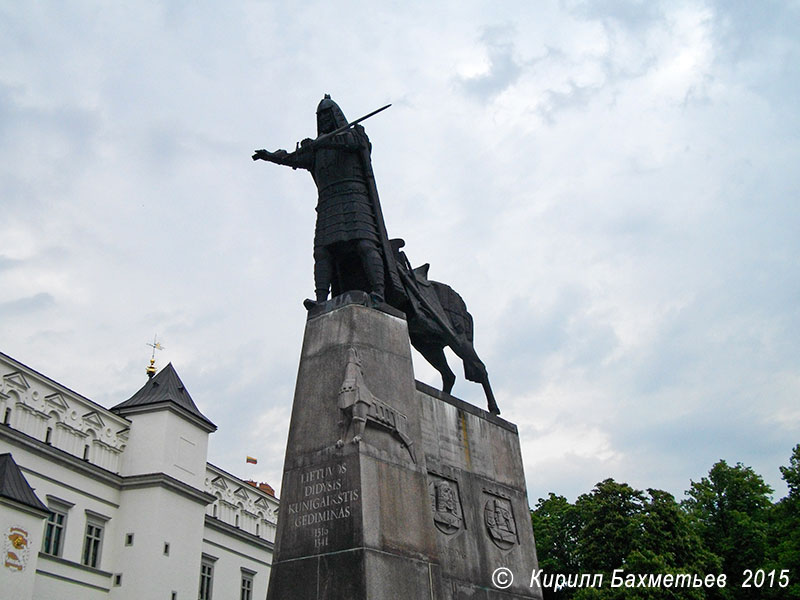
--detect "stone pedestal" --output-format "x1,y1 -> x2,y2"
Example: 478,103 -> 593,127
267,293 -> 542,600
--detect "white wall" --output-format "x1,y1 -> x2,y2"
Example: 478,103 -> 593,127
203,524 -> 271,600
1,352 -> 276,600
118,409 -> 210,490
109,486 -> 207,600
0,502 -> 47,599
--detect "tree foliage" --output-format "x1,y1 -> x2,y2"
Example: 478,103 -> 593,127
683,460 -> 773,596
531,445 -> 798,600
766,444 -> 800,599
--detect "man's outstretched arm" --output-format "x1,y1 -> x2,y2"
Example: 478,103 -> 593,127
252,147 -> 312,170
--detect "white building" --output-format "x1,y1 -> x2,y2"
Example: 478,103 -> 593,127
0,350 -> 278,599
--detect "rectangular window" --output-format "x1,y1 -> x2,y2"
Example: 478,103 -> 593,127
42,509 -> 67,556
240,572 -> 254,600
82,521 -> 104,568
125,533 -> 134,546
163,542 -> 170,555
198,557 -> 215,600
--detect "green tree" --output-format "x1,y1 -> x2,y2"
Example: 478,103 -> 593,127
574,479 -> 645,574
532,493 -> 581,599
573,487 -> 713,600
765,444 -> 800,599
683,460 -> 773,598
780,444 -> 800,495
532,493 -> 581,571
636,488 -> 720,573
533,481 -> 717,600
611,489 -> 719,600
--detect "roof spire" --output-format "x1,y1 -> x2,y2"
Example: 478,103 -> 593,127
112,362 -> 217,432
146,334 -> 165,379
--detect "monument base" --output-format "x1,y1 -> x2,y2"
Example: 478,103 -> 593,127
267,294 -> 542,599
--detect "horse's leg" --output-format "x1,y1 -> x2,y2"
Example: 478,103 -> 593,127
449,341 -> 500,415
413,340 -> 456,394
482,379 -> 500,415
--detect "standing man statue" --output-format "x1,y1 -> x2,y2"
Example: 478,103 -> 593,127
253,95 -> 401,308
254,96 -> 499,413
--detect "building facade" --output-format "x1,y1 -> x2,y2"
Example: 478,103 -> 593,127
0,351 -> 277,599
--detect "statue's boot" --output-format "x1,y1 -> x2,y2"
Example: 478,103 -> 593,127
369,291 -> 385,305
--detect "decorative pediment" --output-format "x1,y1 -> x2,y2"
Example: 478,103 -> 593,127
233,486 -> 250,501
116,427 -> 130,440
255,497 -> 271,508
3,371 -> 30,391
82,411 -> 105,429
211,476 -> 228,490
45,392 -> 69,412
56,421 -> 87,436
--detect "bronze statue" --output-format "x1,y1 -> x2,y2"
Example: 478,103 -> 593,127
253,96 -> 499,415
253,95 -> 401,308
391,240 -> 499,415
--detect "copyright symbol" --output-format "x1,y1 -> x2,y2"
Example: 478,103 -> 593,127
492,567 -> 514,589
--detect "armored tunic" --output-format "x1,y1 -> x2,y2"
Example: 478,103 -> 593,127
253,94 -> 404,304
276,125 -> 380,250
310,126 -> 380,249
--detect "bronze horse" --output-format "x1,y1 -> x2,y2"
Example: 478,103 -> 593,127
390,240 -> 499,415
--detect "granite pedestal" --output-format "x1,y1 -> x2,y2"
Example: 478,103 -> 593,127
267,293 -> 542,599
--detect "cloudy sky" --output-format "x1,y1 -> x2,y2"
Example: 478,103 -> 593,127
2,0 -> 798,504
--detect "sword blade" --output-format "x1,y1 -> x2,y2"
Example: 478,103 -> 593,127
314,103 -> 391,145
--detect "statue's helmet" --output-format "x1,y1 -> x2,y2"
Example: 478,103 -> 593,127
317,94 -> 348,135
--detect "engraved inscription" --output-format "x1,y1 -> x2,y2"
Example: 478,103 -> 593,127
287,463 -> 360,549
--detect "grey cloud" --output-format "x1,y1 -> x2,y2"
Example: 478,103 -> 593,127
0,83 -> 99,149
563,0 -> 665,30
708,0 -> 800,63
493,286 -> 619,393
458,25 -> 522,101
0,292 -> 55,315
707,1 -> 800,134
2,0 -> 797,507
0,256 -> 22,271
0,83 -> 101,208
538,80 -> 603,123
612,403 -> 796,499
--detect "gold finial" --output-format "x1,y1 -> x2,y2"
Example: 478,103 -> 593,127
146,335 -> 165,379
